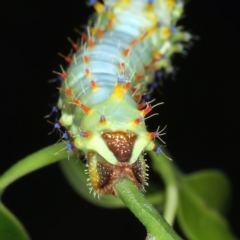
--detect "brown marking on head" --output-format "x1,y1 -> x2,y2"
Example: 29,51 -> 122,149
101,131 -> 138,162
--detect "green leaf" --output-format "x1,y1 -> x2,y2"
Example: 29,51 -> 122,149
0,143 -> 67,195
185,170 -> 231,214
177,171 -> 237,240
0,203 -> 30,240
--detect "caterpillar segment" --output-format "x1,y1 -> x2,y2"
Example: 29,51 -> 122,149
52,0 -> 191,196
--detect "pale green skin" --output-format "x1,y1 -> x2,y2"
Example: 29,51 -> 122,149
57,0 -> 189,165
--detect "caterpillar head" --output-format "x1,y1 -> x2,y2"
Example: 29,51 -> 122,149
86,130 -> 152,196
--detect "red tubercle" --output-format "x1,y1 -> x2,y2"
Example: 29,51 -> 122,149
152,58 -> 160,64
72,98 -> 81,105
83,55 -> 90,64
73,44 -> 80,51
133,117 -> 144,125
85,69 -> 91,77
122,48 -> 130,57
74,27 -> 88,41
147,132 -> 157,139
58,52 -> 72,63
138,102 -> 146,109
82,33 -> 88,41
61,73 -> 68,79
132,87 -> 137,93
133,94 -> 141,100
124,82 -> 131,92
141,106 -> 152,117
65,88 -> 74,96
90,80 -> 98,91
97,28 -> 103,38
144,65 -> 152,71
67,37 -> 80,51
80,104 -> 91,114
88,39 -> 94,48
64,56 -> 72,63
136,75 -> 143,81
130,38 -> 138,47
52,71 -> 68,80
65,57 -> 72,63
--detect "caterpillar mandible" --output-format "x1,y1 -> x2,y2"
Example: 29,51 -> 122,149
51,0 -> 191,196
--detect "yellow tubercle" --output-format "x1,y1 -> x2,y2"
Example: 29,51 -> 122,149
93,2 -> 105,13
110,82 -> 124,100
143,3 -> 158,22
144,3 -> 154,13
90,27 -> 97,35
154,49 -> 163,58
160,27 -> 171,39
167,0 -> 177,10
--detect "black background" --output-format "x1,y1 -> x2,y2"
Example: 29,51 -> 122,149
1,0 -> 239,239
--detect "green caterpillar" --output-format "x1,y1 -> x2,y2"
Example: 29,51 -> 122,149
51,0 -> 191,196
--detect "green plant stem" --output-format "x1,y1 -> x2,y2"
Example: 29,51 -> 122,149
0,143 -> 183,239
0,143 -> 67,195
149,150 -> 180,226
115,177 -> 183,240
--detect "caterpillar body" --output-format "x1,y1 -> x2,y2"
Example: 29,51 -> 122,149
53,0 -> 191,196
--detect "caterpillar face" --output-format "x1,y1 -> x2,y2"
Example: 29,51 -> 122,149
87,130 -> 147,195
